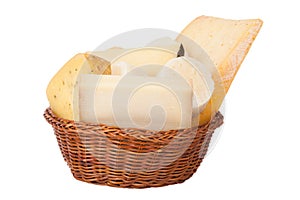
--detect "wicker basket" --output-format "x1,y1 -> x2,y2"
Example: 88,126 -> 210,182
44,107 -> 223,188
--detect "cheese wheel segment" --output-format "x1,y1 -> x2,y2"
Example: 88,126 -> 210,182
177,16 -> 263,125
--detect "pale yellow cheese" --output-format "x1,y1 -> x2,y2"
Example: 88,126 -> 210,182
146,37 -> 182,55
111,61 -> 148,76
46,53 -> 110,120
177,16 -> 263,125
79,74 -> 193,130
157,56 -> 214,119
111,47 -> 177,76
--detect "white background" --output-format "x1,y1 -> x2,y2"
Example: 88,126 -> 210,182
1,0 -> 299,199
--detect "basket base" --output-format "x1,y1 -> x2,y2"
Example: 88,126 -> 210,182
70,151 -> 204,189
71,161 -> 200,188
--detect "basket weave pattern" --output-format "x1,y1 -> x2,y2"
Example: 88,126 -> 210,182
44,108 -> 223,188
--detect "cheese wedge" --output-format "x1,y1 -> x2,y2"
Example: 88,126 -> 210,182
79,74 -> 193,130
46,53 -> 110,120
177,16 -> 263,125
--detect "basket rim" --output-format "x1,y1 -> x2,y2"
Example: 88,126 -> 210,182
44,107 -> 223,152
44,107 -> 223,132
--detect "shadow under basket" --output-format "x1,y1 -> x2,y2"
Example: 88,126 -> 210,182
44,108 -> 223,188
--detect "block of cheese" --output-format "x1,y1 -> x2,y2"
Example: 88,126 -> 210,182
111,47 -> 177,76
46,53 -> 110,120
177,16 -> 263,125
157,56 -> 214,123
79,74 -> 193,130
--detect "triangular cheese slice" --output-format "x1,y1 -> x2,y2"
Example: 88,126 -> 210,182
177,16 -> 263,125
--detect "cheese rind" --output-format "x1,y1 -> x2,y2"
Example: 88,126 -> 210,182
177,16 -> 263,125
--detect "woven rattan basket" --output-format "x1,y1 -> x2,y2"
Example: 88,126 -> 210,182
44,108 -> 223,188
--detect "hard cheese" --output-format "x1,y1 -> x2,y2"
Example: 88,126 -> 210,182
111,61 -> 148,76
177,16 -> 263,125
79,74 -> 193,130
146,37 -> 184,56
46,53 -> 110,120
157,56 -> 214,122
111,47 -> 177,76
